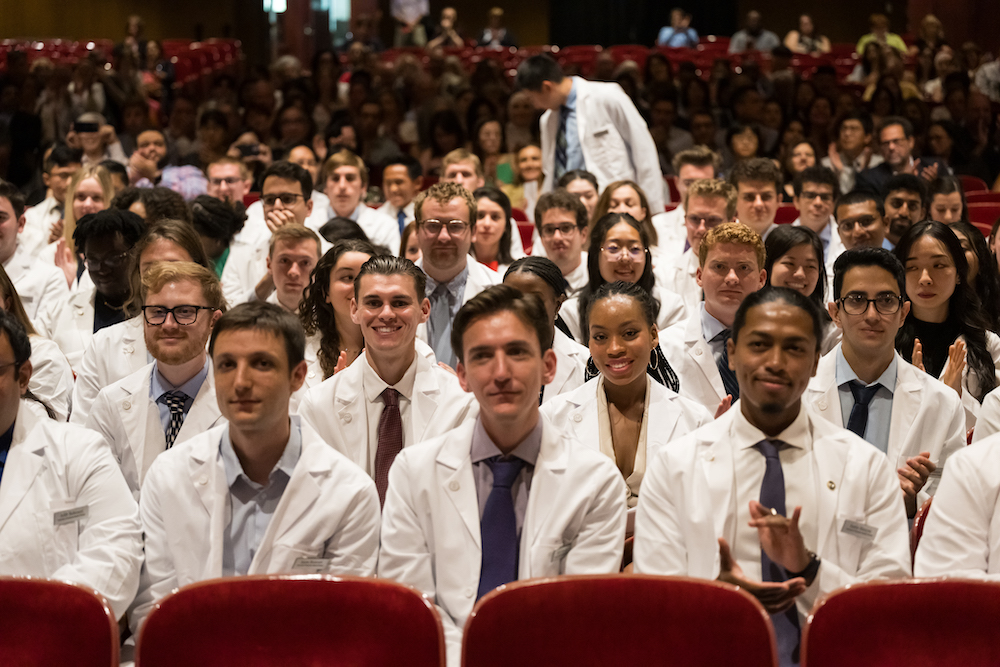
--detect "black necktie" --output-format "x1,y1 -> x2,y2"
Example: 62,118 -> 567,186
163,391 -> 188,449
714,329 -> 739,400
846,381 -> 881,439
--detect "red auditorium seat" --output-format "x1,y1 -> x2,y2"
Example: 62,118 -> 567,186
961,175 -> 989,192
463,575 -> 777,667
802,579 -> 1000,667
774,205 -> 800,224
910,496 -> 933,566
0,576 -> 119,667
608,44 -> 650,68
665,175 -> 681,203
966,191 -> 1000,203
968,203 -> 1000,228
136,575 -> 445,667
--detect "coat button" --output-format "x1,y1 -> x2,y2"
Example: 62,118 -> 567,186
122,401 -> 131,410
465,588 -> 473,598
827,481 -> 836,490
695,348 -> 703,356
124,345 -> 134,354
573,414 -> 582,423
817,401 -> 827,410
449,481 -> 460,491
198,477 -> 208,485
308,371 -> 315,378
342,414 -> 352,423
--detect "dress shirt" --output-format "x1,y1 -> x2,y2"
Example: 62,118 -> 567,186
362,350 -> 418,474
562,80 -> 585,173
0,421 -> 13,486
700,303 -> 729,366
792,216 -> 833,258
220,419 -> 302,576
471,417 -> 542,537
731,407 -> 819,579
149,358 -> 210,433
835,349 -> 897,455
423,262 -> 469,359
563,255 -> 588,296
379,201 -> 415,227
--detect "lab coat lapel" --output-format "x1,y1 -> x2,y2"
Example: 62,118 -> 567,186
810,424 -> 850,558
188,436 -> 228,579
176,371 -> 224,443
522,420 -> 568,560
437,422 -> 481,548
0,407 -> 46,534
333,364 -> 367,468
887,358 -> 922,464
696,417 -> 736,577
116,369 -> 160,483
410,365 -> 442,443
685,315 -> 725,400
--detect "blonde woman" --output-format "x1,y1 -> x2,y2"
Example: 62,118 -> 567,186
48,164 -> 114,288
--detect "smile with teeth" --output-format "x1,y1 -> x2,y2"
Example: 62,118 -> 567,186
375,325 -> 401,333
606,359 -> 632,371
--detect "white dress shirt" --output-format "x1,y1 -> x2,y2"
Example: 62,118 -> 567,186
362,351 -> 417,474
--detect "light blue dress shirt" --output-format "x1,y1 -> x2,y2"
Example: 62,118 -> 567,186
219,418 -> 303,576
835,349 -> 897,454
149,359 -> 210,434
699,303 -> 729,366
423,262 -> 469,367
561,79 -> 585,173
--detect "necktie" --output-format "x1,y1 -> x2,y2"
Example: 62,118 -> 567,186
477,456 -> 524,600
757,439 -> 801,666
714,329 -> 740,400
397,209 -> 407,235
163,391 -> 188,449
554,106 -> 569,179
374,388 -> 403,507
428,283 -> 455,367
846,381 -> 881,440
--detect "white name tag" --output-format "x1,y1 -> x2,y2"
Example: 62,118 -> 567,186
841,519 -> 878,542
53,506 -> 88,526
550,543 -> 572,563
291,557 -> 331,574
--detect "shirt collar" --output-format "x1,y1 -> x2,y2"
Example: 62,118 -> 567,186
699,302 -> 729,343
220,416 -> 303,489
733,403 -> 812,451
564,78 -> 578,111
422,261 -> 469,301
835,346 -> 898,394
349,203 -> 366,222
150,358 -> 210,403
362,349 -> 419,403
470,416 -> 543,466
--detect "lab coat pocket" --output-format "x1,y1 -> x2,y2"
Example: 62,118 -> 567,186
34,504 -> 81,575
835,514 -> 873,574
272,541 -> 329,574
590,125 -> 626,167
530,539 -> 572,577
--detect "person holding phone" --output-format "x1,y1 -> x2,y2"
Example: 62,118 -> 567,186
68,113 -> 128,168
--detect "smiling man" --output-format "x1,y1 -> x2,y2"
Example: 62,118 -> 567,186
377,155 -> 424,235
730,158 -> 782,240
834,191 -> 892,256
379,284 -> 626,667
298,255 -> 475,505
533,189 -> 589,294
636,286 -> 911,667
86,262 -> 225,496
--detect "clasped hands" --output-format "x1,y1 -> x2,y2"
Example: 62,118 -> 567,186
716,501 -> 813,614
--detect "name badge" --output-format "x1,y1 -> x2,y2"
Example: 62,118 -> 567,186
292,557 -> 331,573
53,506 -> 89,526
841,519 -> 878,542
550,543 -> 572,563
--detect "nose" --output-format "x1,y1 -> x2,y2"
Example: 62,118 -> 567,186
793,265 -> 806,281
725,268 -> 740,283
233,360 -> 252,392
493,351 -> 512,381
919,268 -> 933,285
608,334 -> 625,356
378,303 -> 394,320
754,195 -> 765,208
863,300 -> 881,321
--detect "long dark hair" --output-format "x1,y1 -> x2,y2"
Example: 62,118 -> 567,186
299,239 -> 381,379
894,220 -> 996,401
764,225 -> 829,316
951,220 -> 1000,332
579,213 -> 658,338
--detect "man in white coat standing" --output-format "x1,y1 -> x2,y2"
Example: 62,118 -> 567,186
86,262 -> 226,496
0,310 -> 143,620
379,285 -> 627,667
804,248 -> 965,518
298,255 -> 476,505
129,301 -> 381,638
517,54 -> 665,215
635,286 -> 911,667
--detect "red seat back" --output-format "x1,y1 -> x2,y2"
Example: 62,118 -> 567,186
968,203 -> 1000,228
910,496 -> 933,566
0,576 -> 118,667
960,175 -> 989,192
665,175 -> 681,203
463,575 -> 777,667
803,579 -> 1000,666
774,205 -> 800,224
136,575 -> 445,667
965,192 -> 1000,203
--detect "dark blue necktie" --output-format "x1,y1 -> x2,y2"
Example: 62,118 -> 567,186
477,456 -> 524,600
397,209 -> 407,235
846,381 -> 881,439
554,106 -> 569,179
758,439 -> 801,667
714,329 -> 740,400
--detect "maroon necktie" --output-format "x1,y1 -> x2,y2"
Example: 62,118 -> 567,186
374,388 -> 403,506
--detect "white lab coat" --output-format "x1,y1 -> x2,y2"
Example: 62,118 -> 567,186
35,285 -> 96,372
415,260 -> 500,345
378,414 -> 627,667
652,206 -> 686,258
972,386 -> 1000,443
4,243 -> 70,323
298,349 -> 477,475
70,316 -> 148,426
220,241 -> 268,308
354,205 -> 401,253
956,331 -> 1000,430
634,406 -> 911,621
804,348 -> 965,505
658,313 -> 727,414
543,330 -> 589,404
655,247 -> 701,314
914,434 -> 1000,578
28,335 -> 74,421
129,418 -> 381,635
0,401 -> 143,619
560,284 -> 687,345
85,362 -> 224,497
20,196 -> 60,258
539,77 -> 664,214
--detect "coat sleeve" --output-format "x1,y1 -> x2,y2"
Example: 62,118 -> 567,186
920,388 -> 967,503
633,445 -> 692,576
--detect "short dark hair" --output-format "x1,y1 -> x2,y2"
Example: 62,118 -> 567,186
883,173 -> 927,204
383,154 -> 423,181
262,161 -> 314,201
99,159 -> 129,183
191,194 -> 245,243
354,255 -> 427,302
139,186 -> 191,224
0,309 -> 32,371
515,54 -> 565,91
504,256 -> 570,299
672,145 -> 722,175
837,109 -> 874,137
793,166 -> 839,198
586,281 -> 659,332
209,301 -> 306,369
73,209 -> 145,250
729,157 -> 782,191
832,247 -> 905,300
111,186 -> 142,211
879,116 -> 914,139
451,284 -> 553,364
44,144 -> 83,173
0,180 -> 26,219
534,188 -> 587,231
557,169 -> 598,191
835,191 -> 885,219
732,286 -> 824,353
199,109 -> 229,129
318,216 -> 370,244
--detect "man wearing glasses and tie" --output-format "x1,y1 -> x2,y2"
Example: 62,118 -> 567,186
413,181 -> 499,368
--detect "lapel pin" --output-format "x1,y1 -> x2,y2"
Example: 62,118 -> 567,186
827,481 -> 836,490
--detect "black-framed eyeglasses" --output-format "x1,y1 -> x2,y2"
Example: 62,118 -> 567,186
261,193 -> 306,206
83,251 -> 131,272
419,219 -> 470,236
142,305 -> 217,325
539,223 -> 579,238
838,293 -> 903,315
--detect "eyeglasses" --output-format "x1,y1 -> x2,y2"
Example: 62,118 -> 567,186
539,223 -> 579,238
800,191 -> 834,203
84,251 -> 131,271
142,305 -> 216,325
837,216 -> 880,233
261,193 -> 306,206
601,243 -> 646,261
419,219 -> 470,236
838,293 -> 903,315
685,215 -> 725,228
209,177 -> 242,186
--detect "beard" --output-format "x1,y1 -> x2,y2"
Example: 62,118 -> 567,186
145,332 -> 205,367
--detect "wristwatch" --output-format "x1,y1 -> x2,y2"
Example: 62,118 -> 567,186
787,551 -> 821,586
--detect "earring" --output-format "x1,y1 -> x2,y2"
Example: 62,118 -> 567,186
649,349 -> 659,370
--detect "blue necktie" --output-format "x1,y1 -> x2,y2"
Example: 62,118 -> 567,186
758,439 -> 801,667
477,456 -> 524,600
847,381 -> 881,440
714,329 -> 740,400
554,106 -> 569,179
397,209 -> 407,235
428,283 -> 456,368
